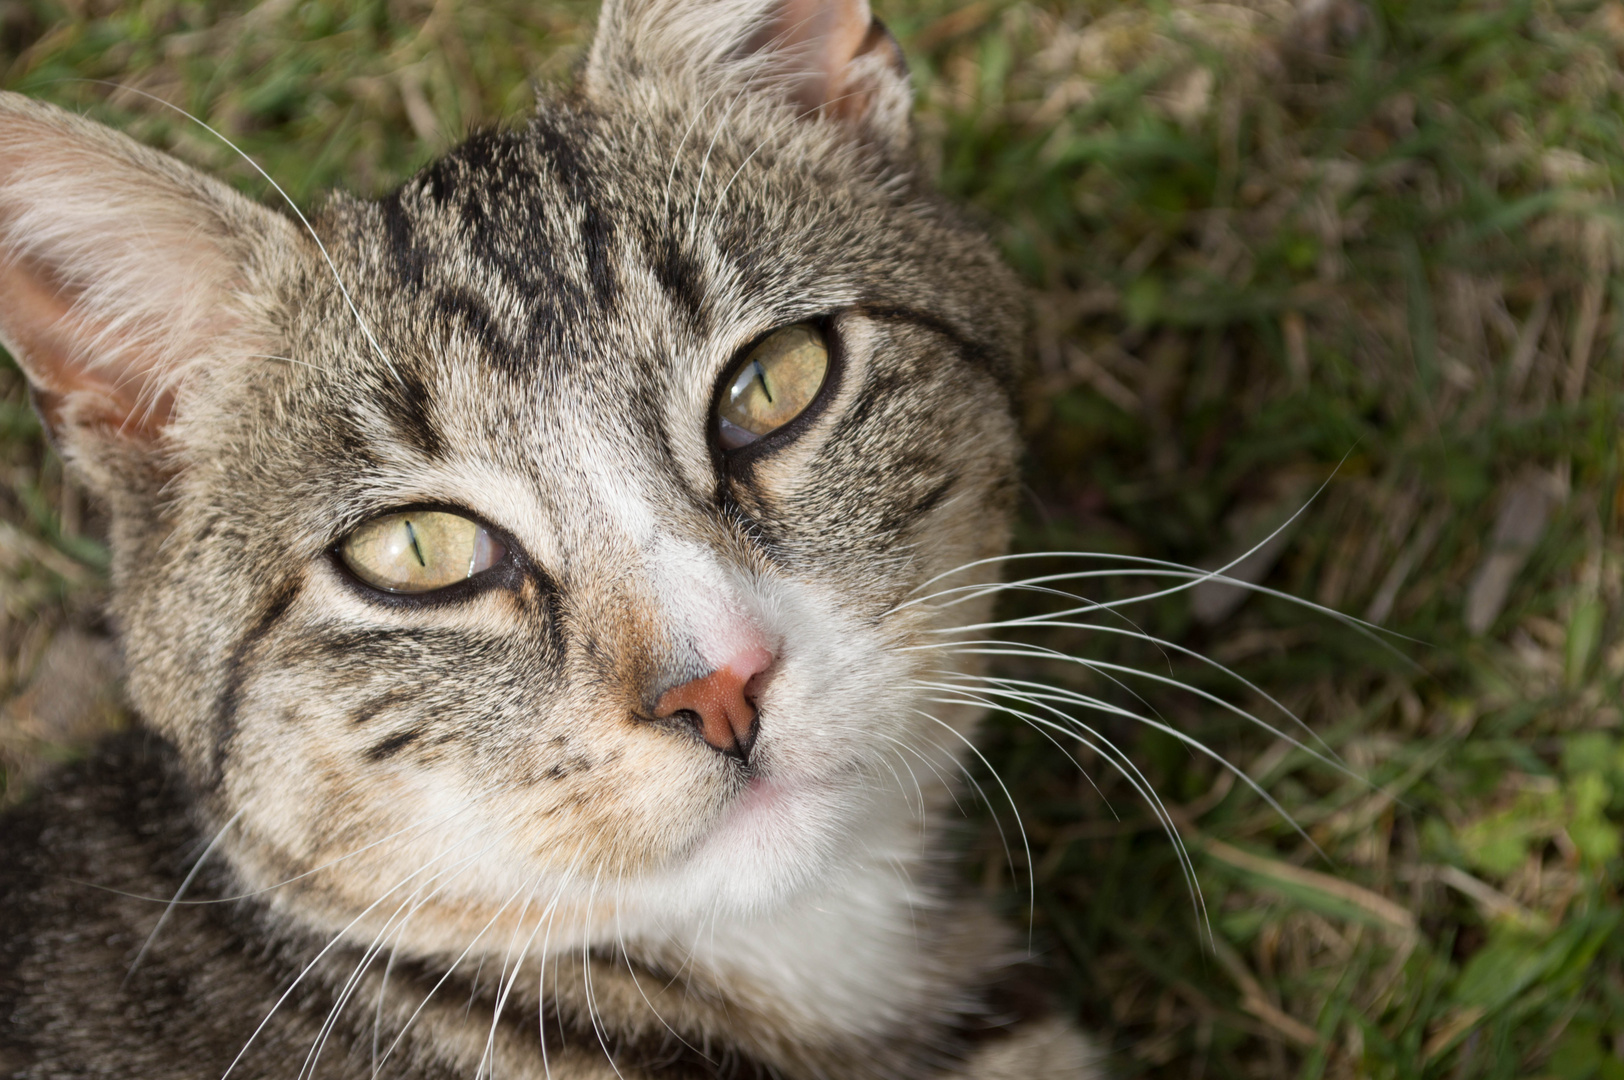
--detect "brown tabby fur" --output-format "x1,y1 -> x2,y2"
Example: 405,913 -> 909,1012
0,0 -> 1101,1075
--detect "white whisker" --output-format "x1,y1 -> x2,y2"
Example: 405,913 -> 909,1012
578,868 -> 631,1080
932,643 -> 1355,784
908,708 -> 1035,920
663,82 -> 733,218
611,872 -> 709,1064
307,835 -> 513,1080
918,685 -> 1209,940
477,872 -> 550,1080
371,868 -> 548,1077
73,81 -> 408,388
220,831 -> 504,1080
703,106 -> 804,236
928,670 -> 1325,853
920,612 -> 1334,758
902,460 -> 1344,609
685,82 -> 751,242
124,807 -> 243,982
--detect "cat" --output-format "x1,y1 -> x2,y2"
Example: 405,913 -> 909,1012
0,0 -> 1104,1075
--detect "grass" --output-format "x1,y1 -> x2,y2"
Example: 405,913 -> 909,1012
2,0 -> 1622,1075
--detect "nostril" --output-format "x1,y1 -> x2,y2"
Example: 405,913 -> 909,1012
652,648 -> 775,761
742,668 -> 769,707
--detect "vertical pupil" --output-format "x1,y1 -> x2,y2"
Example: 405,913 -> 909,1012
752,361 -> 774,404
404,520 -> 426,567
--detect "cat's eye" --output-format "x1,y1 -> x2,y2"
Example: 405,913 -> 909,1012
339,511 -> 506,594
715,323 -> 829,450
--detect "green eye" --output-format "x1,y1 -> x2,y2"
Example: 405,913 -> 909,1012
716,323 -> 829,450
339,511 -> 506,594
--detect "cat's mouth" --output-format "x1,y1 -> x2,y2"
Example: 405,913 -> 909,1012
713,771 -> 820,835
740,773 -> 787,809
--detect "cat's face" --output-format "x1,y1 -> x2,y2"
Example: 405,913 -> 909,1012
0,0 -> 1022,953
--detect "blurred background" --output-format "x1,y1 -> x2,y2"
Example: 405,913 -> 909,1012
1,0 -> 1621,1074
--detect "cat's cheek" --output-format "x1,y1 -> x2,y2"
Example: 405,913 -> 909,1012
215,715 -> 738,950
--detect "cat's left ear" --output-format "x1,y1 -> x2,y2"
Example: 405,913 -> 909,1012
0,92 -> 299,486
585,0 -> 913,153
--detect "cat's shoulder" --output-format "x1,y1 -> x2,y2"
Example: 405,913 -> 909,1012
0,735 -> 266,1078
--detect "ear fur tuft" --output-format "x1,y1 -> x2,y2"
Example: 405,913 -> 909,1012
584,0 -> 913,152
0,92 -> 298,459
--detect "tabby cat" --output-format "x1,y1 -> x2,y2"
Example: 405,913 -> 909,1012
0,0 -> 1101,1075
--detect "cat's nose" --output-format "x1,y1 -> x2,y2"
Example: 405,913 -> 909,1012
652,646 -> 774,761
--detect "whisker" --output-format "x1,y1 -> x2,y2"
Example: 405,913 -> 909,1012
931,628 -> 1179,752
703,105 -> 804,236
306,883 -> 427,1080
905,561 -> 1419,664
920,614 -> 1334,760
892,723 -> 1018,870
68,80 -> 408,388
477,873 -> 549,1080
933,642 -> 1356,784
928,671 -> 1324,855
611,872 -> 710,1065
534,853 -> 588,1080
371,930 -> 401,1076
371,869 -> 549,1077
578,868 -> 631,1080
307,837 -> 511,1080
907,708 -> 1035,923
220,831 -> 504,1080
663,81 -> 734,219
918,685 -> 1209,940
686,83 -> 751,242
877,734 -> 944,821
901,460 -> 1345,609
124,807 -> 243,982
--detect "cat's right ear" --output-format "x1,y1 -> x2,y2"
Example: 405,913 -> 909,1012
584,0 -> 913,154
0,93 -> 298,481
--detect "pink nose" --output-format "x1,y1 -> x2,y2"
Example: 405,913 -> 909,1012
653,647 -> 774,760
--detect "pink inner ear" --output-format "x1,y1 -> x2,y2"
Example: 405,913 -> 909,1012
743,0 -> 901,118
0,251 -> 178,440
0,97 -> 282,447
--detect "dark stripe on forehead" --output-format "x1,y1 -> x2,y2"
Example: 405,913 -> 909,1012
423,130 -> 583,370
529,109 -> 620,314
210,578 -> 304,787
384,120 -> 631,372
434,287 -> 512,359
645,232 -> 710,334
377,190 -> 428,290
376,364 -> 445,460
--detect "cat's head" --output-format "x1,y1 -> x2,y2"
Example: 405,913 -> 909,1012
0,0 -> 1021,951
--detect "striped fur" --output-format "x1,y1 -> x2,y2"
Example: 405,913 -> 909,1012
0,0 -> 1100,1075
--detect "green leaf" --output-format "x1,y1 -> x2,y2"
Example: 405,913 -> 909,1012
1452,917 -> 1600,1013
1458,800 -> 1548,877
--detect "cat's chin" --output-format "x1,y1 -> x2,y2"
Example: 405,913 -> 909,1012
620,767 -> 908,923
